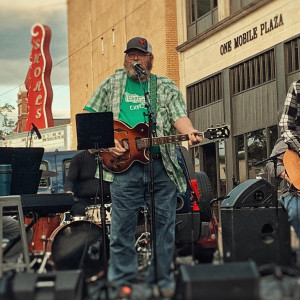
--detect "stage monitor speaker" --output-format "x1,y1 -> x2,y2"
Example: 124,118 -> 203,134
221,178 -> 276,208
179,261 -> 260,300
176,192 -> 192,214
12,270 -> 86,300
221,206 -> 291,266
175,212 -> 201,244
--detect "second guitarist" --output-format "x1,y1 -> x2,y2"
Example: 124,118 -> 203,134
266,138 -> 300,240
271,80 -> 300,242
83,37 -> 202,299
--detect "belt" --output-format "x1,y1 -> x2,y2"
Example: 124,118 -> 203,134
151,153 -> 161,160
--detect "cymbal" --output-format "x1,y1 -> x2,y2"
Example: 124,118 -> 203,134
41,170 -> 58,178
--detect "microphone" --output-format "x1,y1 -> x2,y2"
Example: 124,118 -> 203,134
132,62 -> 146,75
31,123 -> 42,139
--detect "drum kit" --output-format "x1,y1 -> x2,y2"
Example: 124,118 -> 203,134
25,202 -> 151,281
25,203 -> 112,281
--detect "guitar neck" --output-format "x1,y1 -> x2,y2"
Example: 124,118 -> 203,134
138,133 -> 203,149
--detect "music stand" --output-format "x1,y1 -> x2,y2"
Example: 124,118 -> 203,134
0,147 -> 44,195
76,112 -> 114,150
75,112 -> 114,292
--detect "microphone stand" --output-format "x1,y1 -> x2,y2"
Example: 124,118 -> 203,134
94,149 -> 110,300
254,151 -> 285,266
136,71 -> 159,297
254,151 -> 285,193
75,112 -> 114,300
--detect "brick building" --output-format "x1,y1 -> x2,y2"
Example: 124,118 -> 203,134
67,0 -> 180,150
67,0 -> 300,200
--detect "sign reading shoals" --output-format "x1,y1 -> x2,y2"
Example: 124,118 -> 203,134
25,23 -> 54,131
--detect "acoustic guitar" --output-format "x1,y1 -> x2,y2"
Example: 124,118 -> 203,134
283,149 -> 300,189
99,120 -> 230,173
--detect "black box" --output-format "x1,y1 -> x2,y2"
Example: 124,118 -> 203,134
221,206 -> 291,266
12,270 -> 86,300
180,262 -> 260,300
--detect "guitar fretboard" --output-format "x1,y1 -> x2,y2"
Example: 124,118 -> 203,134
137,133 -> 203,149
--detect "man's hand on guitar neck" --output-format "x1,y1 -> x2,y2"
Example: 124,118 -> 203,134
173,116 -> 203,145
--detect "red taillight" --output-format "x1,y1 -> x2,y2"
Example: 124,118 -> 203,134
190,178 -> 200,211
197,237 -> 217,248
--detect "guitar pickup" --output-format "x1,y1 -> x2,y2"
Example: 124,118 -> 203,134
135,137 -> 144,151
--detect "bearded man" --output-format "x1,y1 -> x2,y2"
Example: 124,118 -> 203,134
84,37 -> 202,299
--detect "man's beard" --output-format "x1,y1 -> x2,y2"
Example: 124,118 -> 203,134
124,60 -> 152,81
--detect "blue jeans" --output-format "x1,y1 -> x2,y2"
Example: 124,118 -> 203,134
280,194 -> 300,239
108,158 -> 177,291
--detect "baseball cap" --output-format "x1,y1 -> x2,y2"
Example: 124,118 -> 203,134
124,37 -> 152,53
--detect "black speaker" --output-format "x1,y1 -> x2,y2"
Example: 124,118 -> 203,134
175,212 -> 201,244
12,270 -> 86,300
179,261 -> 260,300
176,192 -> 192,213
221,206 -> 291,266
221,178 -> 276,208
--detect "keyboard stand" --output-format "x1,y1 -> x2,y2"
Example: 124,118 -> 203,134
0,195 -> 30,276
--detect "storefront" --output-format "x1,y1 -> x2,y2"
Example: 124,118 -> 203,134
176,0 -> 300,198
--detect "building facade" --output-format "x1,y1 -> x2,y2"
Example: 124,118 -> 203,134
0,123 -> 73,151
67,0 -> 300,201
176,0 -> 300,198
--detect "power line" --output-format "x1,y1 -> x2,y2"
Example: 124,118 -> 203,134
0,1 -> 142,103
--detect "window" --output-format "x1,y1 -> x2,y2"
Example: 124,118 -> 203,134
231,50 -> 275,95
236,126 -> 278,183
187,73 -> 223,110
63,159 -> 71,184
218,140 -> 227,196
285,37 -> 300,74
192,140 -> 227,199
39,161 -> 50,188
247,129 -> 267,179
230,0 -> 256,14
237,134 -> 246,183
187,0 -> 218,39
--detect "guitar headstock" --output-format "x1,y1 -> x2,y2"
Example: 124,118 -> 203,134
203,125 -> 230,140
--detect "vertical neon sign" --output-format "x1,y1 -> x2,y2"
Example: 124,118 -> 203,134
25,23 -> 54,131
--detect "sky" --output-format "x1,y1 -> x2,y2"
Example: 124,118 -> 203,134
0,0 -> 70,123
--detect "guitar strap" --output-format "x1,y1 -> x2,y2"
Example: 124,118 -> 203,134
149,74 -> 157,117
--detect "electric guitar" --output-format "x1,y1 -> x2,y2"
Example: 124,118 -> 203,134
99,120 -> 230,173
283,149 -> 300,189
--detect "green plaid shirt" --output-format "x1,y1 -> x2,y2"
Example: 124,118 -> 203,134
84,68 -> 187,192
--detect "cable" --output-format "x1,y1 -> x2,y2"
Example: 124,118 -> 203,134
0,1 -> 147,103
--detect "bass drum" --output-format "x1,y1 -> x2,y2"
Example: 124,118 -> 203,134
47,220 -> 108,280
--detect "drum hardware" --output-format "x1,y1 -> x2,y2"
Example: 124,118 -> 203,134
85,203 -> 112,224
41,170 -> 58,178
45,220 -> 108,281
25,215 -> 61,255
37,252 -> 51,274
135,205 -> 151,271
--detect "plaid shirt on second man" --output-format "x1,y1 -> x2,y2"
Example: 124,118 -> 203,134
84,68 -> 188,192
279,80 -> 300,152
